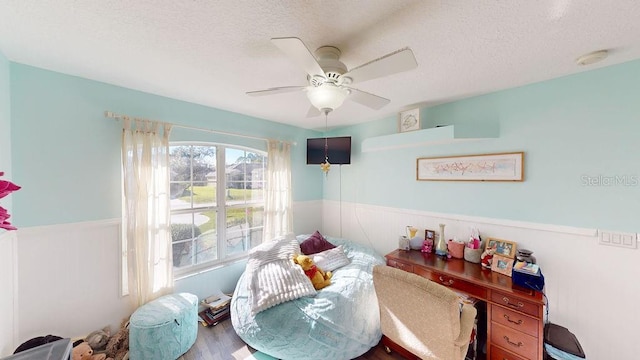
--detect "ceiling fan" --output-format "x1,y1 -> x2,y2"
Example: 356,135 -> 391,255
246,37 -> 418,116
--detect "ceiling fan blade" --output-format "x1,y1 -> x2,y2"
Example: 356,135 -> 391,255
346,87 -> 390,110
246,86 -> 305,96
343,48 -> 417,84
306,105 -> 321,118
271,37 -> 325,77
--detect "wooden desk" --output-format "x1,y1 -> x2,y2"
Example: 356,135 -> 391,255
385,249 -> 545,360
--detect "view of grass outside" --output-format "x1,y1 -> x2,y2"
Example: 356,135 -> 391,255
179,186 -> 263,229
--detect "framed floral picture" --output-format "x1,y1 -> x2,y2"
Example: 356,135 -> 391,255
416,152 -> 524,182
398,108 -> 420,133
491,254 -> 514,277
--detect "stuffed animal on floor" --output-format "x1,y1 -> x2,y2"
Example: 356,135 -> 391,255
293,254 -> 332,290
72,341 -> 109,360
105,319 -> 130,360
85,326 -> 111,352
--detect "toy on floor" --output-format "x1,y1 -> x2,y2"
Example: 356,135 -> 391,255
104,319 -> 130,360
72,341 -> 108,360
293,254 -> 332,290
85,326 -> 111,353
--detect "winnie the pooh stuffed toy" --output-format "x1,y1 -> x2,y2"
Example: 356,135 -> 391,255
293,254 -> 332,290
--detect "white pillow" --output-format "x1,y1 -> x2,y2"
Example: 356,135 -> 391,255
247,238 -> 316,314
312,245 -> 350,272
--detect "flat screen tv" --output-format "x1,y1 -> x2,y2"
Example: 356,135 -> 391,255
306,136 -> 351,165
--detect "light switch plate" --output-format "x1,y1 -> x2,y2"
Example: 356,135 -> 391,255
598,230 -> 637,249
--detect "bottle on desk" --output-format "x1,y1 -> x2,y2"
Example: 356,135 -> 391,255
435,223 -> 448,256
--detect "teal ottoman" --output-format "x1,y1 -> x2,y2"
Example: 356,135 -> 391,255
129,293 -> 198,360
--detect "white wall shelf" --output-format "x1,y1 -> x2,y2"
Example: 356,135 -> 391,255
361,124 -> 499,152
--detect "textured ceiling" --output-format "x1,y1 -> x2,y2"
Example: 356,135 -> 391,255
1,1 -> 640,130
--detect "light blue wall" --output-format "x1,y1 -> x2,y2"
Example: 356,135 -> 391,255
327,60 -> 640,232
0,52 -> 11,213
9,64 -> 322,227
9,60 -> 640,233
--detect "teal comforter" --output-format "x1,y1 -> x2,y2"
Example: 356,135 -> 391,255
231,236 -> 385,360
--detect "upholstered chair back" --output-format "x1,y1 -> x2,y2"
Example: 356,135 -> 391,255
373,265 -> 477,360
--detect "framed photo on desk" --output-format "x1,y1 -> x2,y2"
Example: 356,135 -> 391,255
491,254 -> 514,276
485,237 -> 517,258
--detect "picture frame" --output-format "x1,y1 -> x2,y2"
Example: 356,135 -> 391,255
425,229 -> 435,242
491,254 -> 515,277
398,108 -> 420,133
485,237 -> 517,259
416,152 -> 524,182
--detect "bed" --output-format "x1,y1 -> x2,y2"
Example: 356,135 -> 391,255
231,234 -> 386,360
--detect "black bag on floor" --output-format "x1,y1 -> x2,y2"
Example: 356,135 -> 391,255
544,323 -> 585,359
13,335 -> 63,354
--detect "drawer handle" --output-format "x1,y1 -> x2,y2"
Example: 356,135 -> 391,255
504,314 -> 523,325
503,336 -> 523,348
502,297 -> 524,309
438,276 -> 454,286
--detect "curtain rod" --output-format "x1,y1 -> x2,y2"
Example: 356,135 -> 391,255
104,111 -> 294,145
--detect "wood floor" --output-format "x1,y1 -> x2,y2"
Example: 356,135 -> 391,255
178,318 -> 407,360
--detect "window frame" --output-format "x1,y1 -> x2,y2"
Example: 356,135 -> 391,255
170,141 -> 266,278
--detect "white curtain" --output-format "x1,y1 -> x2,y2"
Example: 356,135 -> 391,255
263,140 -> 293,242
122,118 -> 173,308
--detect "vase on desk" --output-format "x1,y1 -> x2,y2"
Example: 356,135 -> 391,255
435,223 -> 448,256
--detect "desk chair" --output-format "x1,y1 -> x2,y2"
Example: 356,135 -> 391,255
373,265 -> 477,360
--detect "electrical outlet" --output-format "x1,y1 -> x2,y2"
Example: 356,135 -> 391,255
598,230 -> 637,249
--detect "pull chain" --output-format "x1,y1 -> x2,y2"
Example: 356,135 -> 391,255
320,110 -> 331,175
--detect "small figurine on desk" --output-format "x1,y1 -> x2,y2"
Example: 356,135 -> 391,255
480,245 -> 496,269
421,239 -> 433,253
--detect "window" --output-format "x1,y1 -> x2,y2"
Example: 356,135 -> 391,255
169,143 -> 266,276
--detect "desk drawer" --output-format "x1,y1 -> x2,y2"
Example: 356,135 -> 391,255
491,291 -> 541,318
387,259 -> 414,273
414,267 -> 487,299
490,345 -> 527,360
491,305 -> 539,337
491,322 -> 538,360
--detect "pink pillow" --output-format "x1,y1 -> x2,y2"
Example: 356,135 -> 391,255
300,231 -> 336,255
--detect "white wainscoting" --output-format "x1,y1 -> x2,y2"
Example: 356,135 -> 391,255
322,200 -> 639,360
0,230 -> 18,356
16,220 -> 132,343
11,200 -> 323,348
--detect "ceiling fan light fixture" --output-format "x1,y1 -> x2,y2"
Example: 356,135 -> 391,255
306,84 -> 350,112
